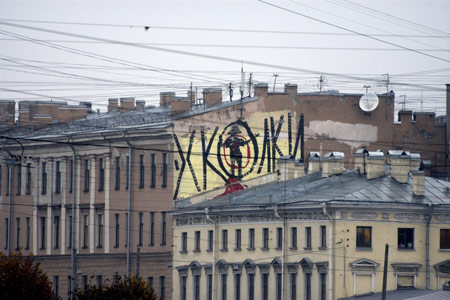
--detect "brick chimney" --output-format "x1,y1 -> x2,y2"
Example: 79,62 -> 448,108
307,151 -> 321,174
278,157 -> 305,181
171,98 -> 191,115
366,151 -> 385,179
388,150 -> 410,183
160,92 -> 175,107
0,100 -> 15,128
254,83 -> 268,98
411,170 -> 425,196
322,152 -> 345,177
188,90 -> 196,104
203,88 -> 222,108
136,100 -> 145,110
410,153 -> 421,170
120,97 -> 135,112
108,98 -> 118,112
284,83 -> 298,95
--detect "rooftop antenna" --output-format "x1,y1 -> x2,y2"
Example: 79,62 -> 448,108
248,73 -> 252,97
272,74 -> 278,92
400,95 -> 406,111
240,66 -> 245,100
318,75 -> 327,92
363,85 -> 371,94
229,82 -> 233,102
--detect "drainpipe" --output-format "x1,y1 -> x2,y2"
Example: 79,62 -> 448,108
205,208 -> 216,300
6,157 -> 14,256
122,132 -> 133,278
426,204 -> 434,290
67,137 -> 77,299
322,202 -> 334,300
274,204 -> 286,300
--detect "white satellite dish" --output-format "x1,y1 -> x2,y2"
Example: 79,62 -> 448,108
359,92 -> 379,112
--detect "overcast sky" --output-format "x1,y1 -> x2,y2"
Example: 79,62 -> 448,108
0,0 -> 448,115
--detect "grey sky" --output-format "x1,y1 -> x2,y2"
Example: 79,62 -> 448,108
0,0 -> 448,115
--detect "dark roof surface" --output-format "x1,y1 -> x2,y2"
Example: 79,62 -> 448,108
338,289 -> 450,300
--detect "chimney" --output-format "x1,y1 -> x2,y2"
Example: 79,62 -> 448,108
203,88 -> 222,108
79,101 -> 92,112
160,92 -> 175,107
411,170 -> 425,196
120,97 -> 135,112
136,100 -> 145,110
188,90 -> 196,104
410,153 -> 421,170
307,151 -> 321,174
388,150 -> 410,183
354,148 -> 369,175
398,110 -> 413,122
322,152 -> 345,177
284,83 -> 298,95
366,151 -> 385,179
278,156 -> 305,181
0,100 -> 15,128
171,98 -> 191,115
254,83 -> 268,98
108,98 -> 118,112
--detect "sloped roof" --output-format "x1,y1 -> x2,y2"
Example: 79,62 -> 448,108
338,289 -> 450,300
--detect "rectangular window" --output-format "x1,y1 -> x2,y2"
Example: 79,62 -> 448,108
5,165 -> 9,196
221,229 -> 228,250
248,273 -> 255,300
148,276 -> 153,290
291,227 -> 297,249
161,212 -> 166,245
320,225 -> 327,248
138,212 -> 143,246
82,276 -> 88,292
55,161 -> 61,194
159,276 -> 165,300
305,273 -> 311,300
262,228 -> 269,249
54,276 -> 59,298
276,273 -> 282,300
249,228 -> 255,250
25,217 -> 30,249
98,158 -> 104,192
139,155 -> 145,188
193,274 -> 200,300
113,275 -> 120,284
290,273 -> 297,300
41,162 -> 47,195
208,230 -> 214,251
181,232 -> 187,253
69,160 -> 73,193
356,226 -> 372,248
15,218 -> 20,250
68,276 -> 72,297
162,153 -> 168,187
276,227 -> 283,249
440,229 -> 450,249
26,163 -> 31,195
115,214 -> 119,248
97,275 -> 102,288
150,212 -> 155,246
4,218 -> 8,249
40,216 -> 46,249
82,215 -> 88,248
194,231 -> 200,252
115,157 -> 120,190
150,154 -> 156,188
84,159 -> 89,192
54,216 -> 60,249
16,163 -> 21,195
221,274 -> 227,300
97,214 -> 103,248
180,275 -> 187,300
262,273 -> 269,300
234,273 -> 241,300
305,227 -> 311,248
68,215 -> 72,249
398,228 -> 414,249
235,229 -> 241,250
207,274 -> 213,300
125,156 -> 129,190
320,273 -> 326,300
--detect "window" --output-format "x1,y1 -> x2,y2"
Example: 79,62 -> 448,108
26,163 -> 31,195
68,276 -> 72,297
161,212 -> 166,245
150,154 -> 156,188
207,274 -> 213,300
98,158 -> 104,192
68,215 -> 72,249
83,159 -> 89,192
115,156 -> 120,190
180,275 -> 187,300
97,214 -> 103,248
150,212 -> 155,246
125,155 -> 130,190
41,162 -> 47,195
193,274 -> 200,300
138,212 -> 144,246
40,216 -> 46,249
221,229 -> 228,251
276,227 -> 283,249
82,276 -> 88,292
15,218 -> 20,250
5,165 -> 9,196
320,225 -> 327,248
248,228 -> 255,250
320,273 -> 326,300
54,216 -> 60,249
194,231 -> 200,252
305,227 -> 311,248
291,227 -> 297,249
208,230 -> 214,251
262,273 -> 269,300
440,229 -> 450,249
181,232 -> 187,253
398,228 -> 414,249
262,228 -> 269,249
82,215 -> 88,248
114,214 -> 119,248
55,161 -> 61,194
139,155 -> 145,188
96,275 -> 102,288
162,153 -> 168,187
25,217 -> 30,249
4,218 -> 8,250
113,275 -> 120,284
69,160 -> 73,193
290,273 -> 297,300
221,274 -> 227,300
356,226 -> 372,248
235,229 -> 241,250
276,273 -> 282,300
16,163 -> 21,195
234,273 -> 241,300
305,273 -> 311,300
148,276 -> 153,290
159,276 -> 166,300
248,273 -> 255,300
54,276 -> 59,298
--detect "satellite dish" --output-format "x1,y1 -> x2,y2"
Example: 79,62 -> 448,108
359,92 -> 379,112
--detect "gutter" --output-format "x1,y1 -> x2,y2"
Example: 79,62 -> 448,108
205,208 -> 216,300
122,132 -> 133,278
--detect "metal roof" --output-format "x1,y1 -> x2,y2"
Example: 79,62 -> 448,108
338,289 -> 450,300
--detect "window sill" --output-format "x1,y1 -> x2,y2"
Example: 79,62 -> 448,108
398,247 -> 415,251
247,247 -> 255,251
303,247 -> 312,251
234,248 -> 242,251
439,249 -> 450,252
206,249 -> 213,252
261,247 -> 269,251
275,247 -> 282,251
356,247 -> 372,251
220,249 -> 228,252
97,245 -> 103,249
114,246 -> 119,248
25,247 -> 29,250
318,246 -> 327,250
40,248 -> 46,250
138,186 -> 144,189
83,190 -> 89,193
179,251 -> 188,254
98,189 -> 104,192
82,246 -> 88,249
289,247 -> 298,250
149,244 -> 154,247
193,249 -> 201,253
150,186 -> 156,189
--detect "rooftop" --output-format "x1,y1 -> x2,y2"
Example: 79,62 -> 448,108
338,289 -> 450,300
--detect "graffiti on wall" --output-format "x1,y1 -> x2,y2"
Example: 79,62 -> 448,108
173,111 -> 304,199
